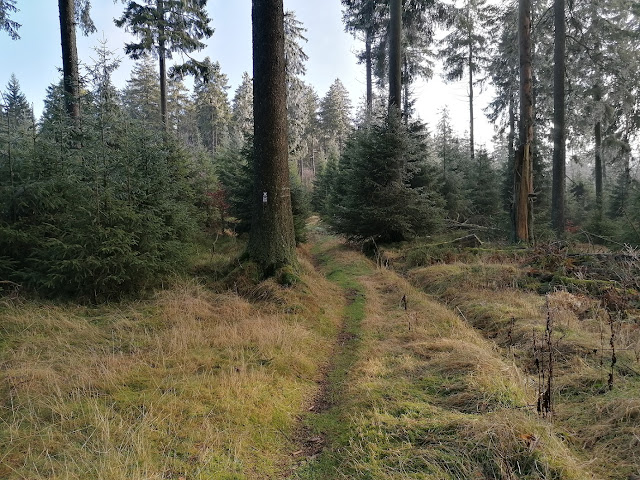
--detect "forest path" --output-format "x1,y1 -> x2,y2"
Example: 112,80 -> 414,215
286,227 -> 370,477
284,222 -> 600,479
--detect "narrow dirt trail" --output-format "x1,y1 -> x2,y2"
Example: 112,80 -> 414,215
286,234 -> 369,478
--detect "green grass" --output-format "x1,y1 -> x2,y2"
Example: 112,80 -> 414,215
291,238 -> 371,479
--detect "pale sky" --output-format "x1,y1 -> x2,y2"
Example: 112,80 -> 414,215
0,0 -> 497,146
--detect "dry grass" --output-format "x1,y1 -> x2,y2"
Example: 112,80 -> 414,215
301,262 -> 599,479
0,250 -> 343,479
3,231 -> 638,479
404,253 -> 640,479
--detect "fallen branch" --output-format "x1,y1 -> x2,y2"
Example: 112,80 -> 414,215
579,229 -> 625,247
445,219 -> 505,232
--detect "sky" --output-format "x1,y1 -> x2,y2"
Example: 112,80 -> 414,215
0,0 -> 498,147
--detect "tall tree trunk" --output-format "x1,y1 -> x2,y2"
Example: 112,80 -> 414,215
551,0 -> 566,235
388,0 -> 402,117
595,118 -> 603,209
365,27 -> 373,115
58,0 -> 80,119
508,91 -> 516,237
403,55 -> 410,125
514,0 -> 534,243
468,41 -> 475,162
443,129 -> 448,181
508,91 -> 515,171
248,0 -> 297,275
158,0 -> 168,132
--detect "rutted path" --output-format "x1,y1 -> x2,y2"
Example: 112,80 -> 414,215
287,235 -> 369,478
284,228 -> 600,479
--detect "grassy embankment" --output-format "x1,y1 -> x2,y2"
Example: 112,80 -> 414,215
387,239 -> 640,479
292,231 -> 598,479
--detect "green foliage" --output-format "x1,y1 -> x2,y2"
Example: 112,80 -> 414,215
114,0 -> 213,77
0,126 -> 204,299
0,0 -> 20,39
122,57 -> 162,128
290,170 -> 311,243
194,58 -> 231,155
325,116 -> 444,242
217,142 -> 310,244
319,79 -> 352,155
216,145 -> 253,234
438,0 -> 496,83
465,149 -> 501,224
434,107 -> 470,219
229,72 -> 253,150
312,155 -> 338,214
0,65 -> 216,300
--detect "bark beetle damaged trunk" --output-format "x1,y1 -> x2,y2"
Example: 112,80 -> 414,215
514,0 -> 534,243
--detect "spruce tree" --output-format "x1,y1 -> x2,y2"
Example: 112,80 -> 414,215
284,11 -> 311,160
438,0 -> 495,162
122,57 -> 162,129
193,58 -> 231,156
329,117 -> 443,242
3,74 -> 33,130
0,0 -> 20,39
230,72 -> 254,150
247,0 -> 297,275
115,0 -> 213,130
319,79 -> 352,155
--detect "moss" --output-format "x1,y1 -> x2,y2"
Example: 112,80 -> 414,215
277,265 -> 301,286
222,260 -> 262,293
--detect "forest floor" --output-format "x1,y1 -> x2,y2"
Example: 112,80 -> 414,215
1,219 -> 639,479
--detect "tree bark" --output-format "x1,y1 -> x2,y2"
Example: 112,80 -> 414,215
158,0 -> 168,132
388,0 -> 402,117
514,0 -> 534,243
403,55 -> 410,125
508,91 -> 515,171
58,0 -> 80,119
468,40 -> 475,162
551,0 -> 566,235
507,90 -> 516,237
365,26 -> 373,115
247,0 -> 297,275
595,118 -> 603,209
